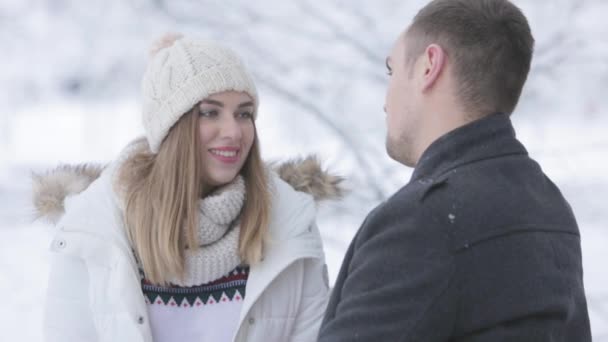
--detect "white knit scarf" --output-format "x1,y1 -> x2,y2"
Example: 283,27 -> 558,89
168,175 -> 246,287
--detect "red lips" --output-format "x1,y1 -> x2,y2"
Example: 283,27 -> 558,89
209,147 -> 240,164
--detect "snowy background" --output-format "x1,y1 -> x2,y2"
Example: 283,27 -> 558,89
1,0 -> 607,340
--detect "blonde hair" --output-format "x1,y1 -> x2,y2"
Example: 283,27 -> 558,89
116,108 -> 270,285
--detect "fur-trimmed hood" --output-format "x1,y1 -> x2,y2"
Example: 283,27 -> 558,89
32,156 -> 344,225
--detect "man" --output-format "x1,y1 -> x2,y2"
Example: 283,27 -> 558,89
318,0 -> 591,341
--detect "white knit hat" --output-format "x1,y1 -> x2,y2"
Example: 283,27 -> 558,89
141,33 -> 259,153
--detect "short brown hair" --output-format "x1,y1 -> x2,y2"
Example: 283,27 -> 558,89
406,0 -> 534,116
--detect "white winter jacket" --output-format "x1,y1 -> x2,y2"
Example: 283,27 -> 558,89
36,158 -> 342,342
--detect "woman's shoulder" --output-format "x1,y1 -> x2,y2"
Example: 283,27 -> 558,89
31,141 -> 140,233
32,163 -> 108,225
267,171 -> 316,235
266,156 -> 345,239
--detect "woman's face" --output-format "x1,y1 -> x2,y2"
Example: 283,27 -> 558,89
198,91 -> 255,188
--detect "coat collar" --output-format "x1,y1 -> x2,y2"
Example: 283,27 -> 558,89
411,113 -> 528,182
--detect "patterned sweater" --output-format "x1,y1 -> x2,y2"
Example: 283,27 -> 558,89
142,266 -> 249,342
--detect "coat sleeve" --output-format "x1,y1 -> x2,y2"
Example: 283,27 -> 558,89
451,231 -> 592,341
285,222 -> 330,342
317,209 -> 457,342
44,249 -> 99,342
289,257 -> 330,342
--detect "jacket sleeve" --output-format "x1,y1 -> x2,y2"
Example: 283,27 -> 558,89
44,248 -> 99,342
287,222 -> 331,342
289,257 -> 330,342
317,210 -> 457,342
452,231 -> 592,341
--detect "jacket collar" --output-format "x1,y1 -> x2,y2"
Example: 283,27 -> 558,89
411,113 -> 528,182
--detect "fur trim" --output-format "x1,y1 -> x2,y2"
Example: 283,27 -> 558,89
31,164 -> 105,224
272,155 -> 345,202
31,156 -> 344,224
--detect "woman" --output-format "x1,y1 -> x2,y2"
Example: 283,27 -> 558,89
33,33 -> 342,342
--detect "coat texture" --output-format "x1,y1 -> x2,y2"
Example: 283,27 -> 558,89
318,113 -> 591,342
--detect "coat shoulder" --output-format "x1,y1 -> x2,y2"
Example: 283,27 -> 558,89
266,172 -> 319,241
409,156 -> 579,252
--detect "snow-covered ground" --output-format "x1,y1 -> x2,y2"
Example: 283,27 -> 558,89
1,0 -> 607,340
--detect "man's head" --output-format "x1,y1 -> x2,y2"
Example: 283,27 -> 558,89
384,0 -> 534,166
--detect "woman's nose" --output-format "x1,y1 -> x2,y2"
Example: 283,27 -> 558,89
219,116 -> 242,140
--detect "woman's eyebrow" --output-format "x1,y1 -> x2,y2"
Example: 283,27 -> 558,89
238,101 -> 254,108
201,99 -> 224,107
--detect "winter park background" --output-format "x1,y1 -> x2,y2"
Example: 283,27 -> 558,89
1,0 -> 607,340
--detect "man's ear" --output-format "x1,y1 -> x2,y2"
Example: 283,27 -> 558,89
421,44 -> 447,92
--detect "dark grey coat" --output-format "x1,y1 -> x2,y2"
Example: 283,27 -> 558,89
318,113 -> 591,341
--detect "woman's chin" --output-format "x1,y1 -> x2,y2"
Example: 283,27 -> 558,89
204,173 -> 238,188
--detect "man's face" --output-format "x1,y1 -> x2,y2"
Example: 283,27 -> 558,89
384,32 -> 422,167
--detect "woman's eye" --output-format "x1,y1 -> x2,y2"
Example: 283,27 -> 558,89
238,111 -> 253,119
199,110 -> 218,117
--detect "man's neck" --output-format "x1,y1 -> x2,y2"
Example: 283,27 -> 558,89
414,108 -> 471,165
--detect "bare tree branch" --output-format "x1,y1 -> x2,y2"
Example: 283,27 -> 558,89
255,73 -> 387,201
297,0 -> 385,64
